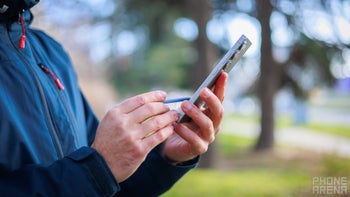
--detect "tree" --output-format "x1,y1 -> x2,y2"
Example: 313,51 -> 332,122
253,0 -> 348,151
255,0 -> 278,150
210,0 -> 348,151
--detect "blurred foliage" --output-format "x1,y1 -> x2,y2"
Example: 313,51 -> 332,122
38,0 -> 350,100
109,34 -> 195,96
104,0 -> 195,95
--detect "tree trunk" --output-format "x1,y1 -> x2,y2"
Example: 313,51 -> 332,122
255,0 -> 278,151
185,0 -> 219,88
185,0 -> 219,168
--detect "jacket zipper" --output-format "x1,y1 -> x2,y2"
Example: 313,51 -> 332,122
5,26 -> 65,159
38,63 -> 65,90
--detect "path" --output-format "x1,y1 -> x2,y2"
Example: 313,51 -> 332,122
221,120 -> 350,158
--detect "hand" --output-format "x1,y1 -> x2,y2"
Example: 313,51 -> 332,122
161,72 -> 228,163
91,91 -> 179,182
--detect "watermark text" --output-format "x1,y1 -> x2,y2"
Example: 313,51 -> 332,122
312,176 -> 348,195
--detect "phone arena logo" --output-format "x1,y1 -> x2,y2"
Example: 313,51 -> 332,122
312,177 -> 348,195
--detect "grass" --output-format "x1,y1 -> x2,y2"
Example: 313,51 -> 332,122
161,111 -> 350,196
216,133 -> 255,157
162,168 -> 312,197
305,123 -> 350,138
161,133 -> 350,197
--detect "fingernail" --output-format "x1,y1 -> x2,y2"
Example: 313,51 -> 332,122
158,91 -> 167,98
202,88 -> 210,98
171,110 -> 180,118
183,101 -> 192,111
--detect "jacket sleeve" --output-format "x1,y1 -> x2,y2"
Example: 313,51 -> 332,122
80,91 -> 100,146
0,147 -> 120,197
116,145 -> 199,197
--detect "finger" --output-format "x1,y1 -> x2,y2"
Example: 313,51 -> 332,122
181,101 -> 214,141
115,91 -> 167,114
200,88 -> 224,128
142,124 -> 174,150
174,124 -> 208,155
129,102 -> 170,123
139,110 -> 179,138
213,72 -> 228,103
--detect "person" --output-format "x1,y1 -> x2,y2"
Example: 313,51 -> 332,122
0,0 -> 228,196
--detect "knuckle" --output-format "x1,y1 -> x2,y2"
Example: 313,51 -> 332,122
144,103 -> 157,114
208,134 -> 215,144
152,118 -> 166,130
197,144 -> 208,155
153,130 -> 166,142
113,114 -> 128,129
191,141 -> 208,155
204,121 -> 214,132
131,144 -> 144,158
134,95 -> 147,106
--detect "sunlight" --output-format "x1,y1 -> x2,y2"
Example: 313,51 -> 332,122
114,30 -> 138,56
335,16 -> 350,44
302,9 -> 337,44
207,12 -> 260,57
173,17 -> 198,41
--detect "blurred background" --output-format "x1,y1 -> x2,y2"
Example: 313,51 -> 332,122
31,0 -> 350,196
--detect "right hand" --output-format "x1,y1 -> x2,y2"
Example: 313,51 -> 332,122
91,91 -> 179,182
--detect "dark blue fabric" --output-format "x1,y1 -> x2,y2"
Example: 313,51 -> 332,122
0,3 -> 197,196
0,147 -> 119,197
0,0 -> 39,21
117,145 -> 198,197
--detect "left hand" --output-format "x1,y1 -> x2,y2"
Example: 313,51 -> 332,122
161,72 -> 228,164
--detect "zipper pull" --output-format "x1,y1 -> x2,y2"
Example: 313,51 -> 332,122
18,11 -> 26,49
39,64 -> 65,90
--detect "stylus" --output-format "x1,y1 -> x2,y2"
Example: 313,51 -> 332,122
163,97 -> 190,104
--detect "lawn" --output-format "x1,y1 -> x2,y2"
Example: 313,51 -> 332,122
162,168 -> 311,197
162,133 -> 350,197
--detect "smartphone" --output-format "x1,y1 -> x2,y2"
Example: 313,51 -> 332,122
178,35 -> 252,123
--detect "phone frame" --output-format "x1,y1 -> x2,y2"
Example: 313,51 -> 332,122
178,35 -> 252,123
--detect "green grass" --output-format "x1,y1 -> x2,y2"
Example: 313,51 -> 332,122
305,123 -> 350,138
161,144 -> 350,197
161,127 -> 350,197
162,168 -> 312,197
161,112 -> 350,196
217,134 -> 255,157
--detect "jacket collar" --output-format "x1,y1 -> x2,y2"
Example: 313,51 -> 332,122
0,0 -> 39,22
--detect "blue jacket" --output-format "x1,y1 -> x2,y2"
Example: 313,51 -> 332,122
0,1 -> 196,196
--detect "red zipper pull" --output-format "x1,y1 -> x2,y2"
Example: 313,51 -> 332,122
19,11 -> 26,49
39,64 -> 65,90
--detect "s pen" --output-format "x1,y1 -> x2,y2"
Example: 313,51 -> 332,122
163,97 -> 190,104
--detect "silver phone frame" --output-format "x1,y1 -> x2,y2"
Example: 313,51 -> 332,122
178,35 -> 252,123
